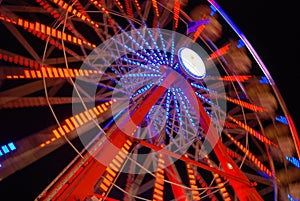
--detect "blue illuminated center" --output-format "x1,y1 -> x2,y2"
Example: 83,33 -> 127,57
178,47 -> 206,79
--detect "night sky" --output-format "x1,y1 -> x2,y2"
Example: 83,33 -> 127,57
218,1 -> 300,134
0,0 -> 299,200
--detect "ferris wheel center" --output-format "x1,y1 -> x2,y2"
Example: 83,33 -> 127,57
178,47 -> 206,79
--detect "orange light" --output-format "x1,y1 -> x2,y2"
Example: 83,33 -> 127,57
99,183 -> 108,192
63,125 -> 70,133
40,101 -> 116,148
70,117 -> 79,128
229,116 -> 275,146
65,119 -> 75,130
106,167 -> 116,177
124,0 -> 133,18
115,155 -> 124,163
173,0 -> 180,28
208,44 -> 231,60
226,96 -> 265,112
118,151 -> 126,159
58,127 -> 65,136
112,159 -> 121,168
30,70 -> 37,78
79,113 -> 88,123
52,129 -> 61,139
226,133 -> 274,178
101,104 -> 107,111
97,105 -> 104,113
36,70 -> 42,78
151,0 -> 160,17
105,174 -> 114,182
133,0 -> 141,10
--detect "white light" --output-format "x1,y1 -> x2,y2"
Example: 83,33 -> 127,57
227,163 -> 233,169
178,47 -> 206,79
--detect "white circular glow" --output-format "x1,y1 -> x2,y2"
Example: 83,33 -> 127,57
227,163 -> 233,169
178,47 -> 206,79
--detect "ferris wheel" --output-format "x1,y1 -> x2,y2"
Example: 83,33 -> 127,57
0,0 -> 299,201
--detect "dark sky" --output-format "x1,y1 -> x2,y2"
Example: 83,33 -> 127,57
0,1 -> 299,200
217,1 -> 300,134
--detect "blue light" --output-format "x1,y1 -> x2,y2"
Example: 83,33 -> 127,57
177,88 -> 196,127
119,57 -> 160,73
191,82 -> 217,93
142,21 -> 164,63
0,142 -> 17,157
8,142 -> 16,151
195,91 -> 220,109
210,1 -> 242,35
288,194 -> 299,201
286,156 -> 300,168
1,145 -> 9,154
165,89 -> 171,120
173,63 -> 179,70
257,170 -> 270,179
276,116 -> 288,125
259,76 -> 270,84
127,20 -> 162,63
110,37 -> 159,69
237,39 -> 245,48
131,83 -> 154,98
157,25 -> 169,64
116,24 -> 162,65
210,5 -> 217,16
187,19 -> 210,35
172,88 -> 186,139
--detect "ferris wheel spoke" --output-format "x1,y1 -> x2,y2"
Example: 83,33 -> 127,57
1,1 -> 299,200
0,79 -> 58,105
1,20 -> 41,62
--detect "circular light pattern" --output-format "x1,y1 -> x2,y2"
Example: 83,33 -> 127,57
178,47 -> 206,79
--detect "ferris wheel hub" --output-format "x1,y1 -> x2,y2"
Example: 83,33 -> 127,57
178,47 -> 206,79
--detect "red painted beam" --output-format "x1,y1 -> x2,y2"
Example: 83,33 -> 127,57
137,140 -> 253,186
165,161 -> 187,201
194,88 -> 264,201
38,70 -> 177,201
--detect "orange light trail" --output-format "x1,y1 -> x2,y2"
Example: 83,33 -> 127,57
152,149 -> 165,201
228,116 -> 277,146
208,43 -> 231,60
0,15 -> 96,48
173,0 -> 181,28
226,97 -> 266,112
185,154 -> 200,201
70,0 -> 89,17
89,0 -> 118,33
114,0 -> 124,10
0,50 -> 41,69
133,0 -> 142,10
50,0 -> 99,29
192,14 -> 207,42
97,139 -> 132,201
225,133 -> 277,180
39,100 -> 116,148
195,174 -> 218,201
36,0 -> 75,34
5,68 -> 102,79
220,75 -> 252,82
89,0 -> 110,15
124,0 -> 133,18
152,0 -> 160,17
204,156 -> 231,201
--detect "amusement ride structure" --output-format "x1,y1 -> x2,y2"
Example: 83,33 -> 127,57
0,0 -> 299,200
